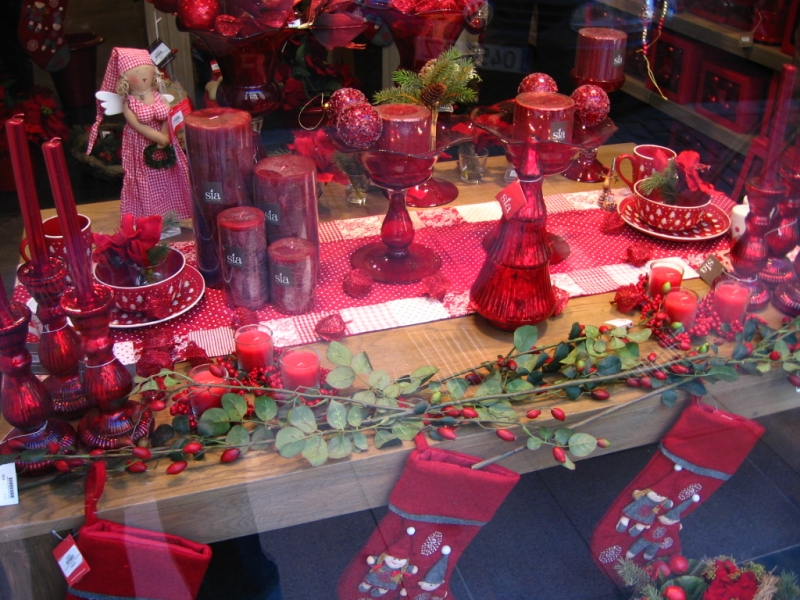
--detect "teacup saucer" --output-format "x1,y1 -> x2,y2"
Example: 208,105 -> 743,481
618,196 -> 730,242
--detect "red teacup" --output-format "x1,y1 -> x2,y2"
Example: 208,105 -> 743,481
616,145 -> 676,191
20,214 -> 92,265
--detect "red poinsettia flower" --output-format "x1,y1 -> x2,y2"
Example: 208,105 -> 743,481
287,128 -> 349,185
676,150 -> 715,194
702,560 -> 759,600
652,148 -> 672,172
93,214 -> 163,268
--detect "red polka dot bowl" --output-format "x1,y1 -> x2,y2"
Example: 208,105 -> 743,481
633,180 -> 711,232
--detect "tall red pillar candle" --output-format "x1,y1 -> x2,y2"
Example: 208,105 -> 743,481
663,288 -> 699,329
253,155 -> 319,253
279,346 -> 321,391
234,324 -> 274,371
42,138 -> 94,303
375,103 -> 432,155
573,27 -> 627,87
648,259 -> 684,298
217,206 -> 269,310
513,92 -> 575,144
268,237 -> 316,315
184,108 -> 254,288
713,278 -> 750,324
7,116 -> 49,274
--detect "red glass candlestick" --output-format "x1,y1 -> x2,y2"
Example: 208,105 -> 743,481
0,301 -> 77,476
62,284 -> 153,449
17,257 -> 88,419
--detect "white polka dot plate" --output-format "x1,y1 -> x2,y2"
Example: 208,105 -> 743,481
109,265 -> 205,329
618,196 -> 730,242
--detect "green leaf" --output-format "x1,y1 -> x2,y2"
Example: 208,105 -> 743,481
302,436 -> 328,466
584,324 -> 600,339
369,370 -> 391,390
327,366 -> 356,389
198,408 -> 232,437
783,362 -> 800,372
565,385 -> 582,400
222,394 -> 248,421
351,351 -> 373,375
250,426 -> 274,450
275,427 -> 306,458
326,400 -> 348,430
255,397 -> 278,422
591,339 -> 607,355
399,378 -> 421,394
568,432 -> 597,457
517,353 -> 538,373
732,342 -> 750,360
393,420 -> 423,441
172,415 -> 191,435
533,352 -> 549,370
561,346 -> 579,365
162,374 -> 180,388
526,437 -> 543,450
506,378 -> 534,394
514,325 -> 539,353
626,328 -> 652,343
661,389 -> 678,408
353,390 -> 377,406
568,322 -> 582,340
743,317 -> 757,341
374,429 -> 399,449
617,342 -> 641,370
705,365 -> 739,381
139,379 -> 159,392
608,336 -> 625,350
376,396 -> 399,408
225,424 -> 251,455
774,339 -> 791,358
446,378 -> 469,400
352,431 -> 369,451
289,405 -> 318,434
327,434 -> 352,459
487,402 -> 517,421
475,372 -> 502,397
561,455 -> 576,470
595,355 -> 622,376
609,327 -> 628,337
756,361 -> 772,374
678,379 -> 707,396
554,428 -> 573,445
347,406 -> 363,428
327,341 -> 352,367
381,383 -> 401,399
411,365 -> 439,381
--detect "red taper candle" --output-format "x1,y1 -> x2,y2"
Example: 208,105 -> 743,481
42,138 -> 94,303
7,115 -> 49,274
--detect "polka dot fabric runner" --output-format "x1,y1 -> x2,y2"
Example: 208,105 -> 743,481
13,189 -> 734,360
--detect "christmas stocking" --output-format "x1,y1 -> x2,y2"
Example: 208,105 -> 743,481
18,0 -> 70,71
337,435 -> 520,600
591,401 -> 764,582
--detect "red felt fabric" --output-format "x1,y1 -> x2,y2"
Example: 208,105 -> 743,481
590,402 -> 764,581
337,436 -> 519,600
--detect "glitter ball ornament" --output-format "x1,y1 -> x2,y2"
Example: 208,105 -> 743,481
336,103 -> 383,149
177,0 -> 220,31
328,88 -> 368,127
518,73 -> 558,94
571,84 -> 610,127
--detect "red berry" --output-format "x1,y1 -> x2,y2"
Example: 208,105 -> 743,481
598,325 -> 610,333
552,447 -> 566,463
68,459 -> 85,467
597,438 -> 611,448
166,461 -> 188,475
670,364 -> 690,374
652,560 -> 671,578
770,350 -> 781,361
668,554 -> 689,574
461,407 -> 478,419
47,441 -> 61,455
551,408 -> 566,421
54,460 -> 71,473
208,363 -> 227,378
663,585 -> 687,600
126,461 -> 147,473
89,448 -> 105,457
149,400 -> 167,412
625,378 -> 641,387
496,429 -> 516,442
788,374 -> 800,387
506,359 -> 517,371
183,442 -> 203,455
465,372 -> 484,385
653,370 -> 667,381
591,389 -> 610,401
220,448 -> 241,463
647,352 -> 658,362
526,409 -> 541,420
575,359 -> 586,373
639,376 -> 652,389
7,438 -> 27,451
131,447 -> 152,460
443,408 -> 461,418
437,426 -> 457,440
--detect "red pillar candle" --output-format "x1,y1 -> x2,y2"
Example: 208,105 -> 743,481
279,346 -> 321,391
188,364 -> 228,418
513,92 -> 575,144
253,155 -> 319,252
42,138 -> 94,303
234,324 -> 274,371
713,278 -> 750,324
217,206 -> 269,310
184,108 -> 254,288
648,259 -> 684,298
7,116 -> 49,274
572,27 -> 627,87
663,288 -> 699,329
375,103 -> 432,155
268,237 -> 317,315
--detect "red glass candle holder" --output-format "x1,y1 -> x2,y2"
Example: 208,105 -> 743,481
0,301 -> 77,475
663,287 -> 699,329
648,259 -> 684,298
279,346 -> 321,392
188,364 -> 229,418
235,324 -> 274,372
62,284 -> 153,449
217,206 -> 270,311
16,257 -> 88,419
713,276 -> 752,324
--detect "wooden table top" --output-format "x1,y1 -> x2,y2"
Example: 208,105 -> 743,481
3,143 -> 796,552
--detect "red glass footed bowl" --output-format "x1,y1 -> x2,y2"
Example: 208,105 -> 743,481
562,121 -> 619,183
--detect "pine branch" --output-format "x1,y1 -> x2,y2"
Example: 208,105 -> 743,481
373,88 -> 422,106
775,570 -> 800,600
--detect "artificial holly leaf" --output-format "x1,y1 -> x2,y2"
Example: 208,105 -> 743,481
347,406 -> 364,427
608,336 -> 626,350
626,328 -> 652,343
568,322 -> 582,340
411,365 -> 439,382
591,339 -> 607,355
327,366 -> 356,389
661,389 -> 678,408
475,372 -> 502,397
595,355 -> 622,376
533,352 -> 550,370
352,431 -> 369,452
609,327 -> 628,337
250,425 -> 274,450
678,379 -> 707,396
172,415 -> 192,435
569,432 -> 597,457
561,455 -> 576,470
554,427 -> 573,445
369,370 -> 391,390
562,346 -> 579,365
514,325 -> 538,353
393,420 -> 423,441
505,378 -> 533,394
446,378 -> 469,400
374,429 -> 399,449
198,408 -> 232,437
351,351 -> 373,375
327,400 -> 348,430
353,390 -> 376,406
743,318 -> 757,341
302,436 -> 328,466
565,385 -> 582,400
222,394 -> 248,421
226,425 -> 251,455
327,434 -> 352,459
381,383 -> 401,399
327,341 -> 352,367
255,397 -> 278,421
584,324 -> 600,339
399,378 -> 422,394
774,339 -> 791,359
526,436 -> 543,450
487,401 -> 517,421
275,426 -> 306,458
289,405 -> 318,434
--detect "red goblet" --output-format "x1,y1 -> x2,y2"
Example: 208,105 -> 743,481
0,301 -> 77,475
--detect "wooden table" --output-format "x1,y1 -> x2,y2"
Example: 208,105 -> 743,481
2,144 -> 797,599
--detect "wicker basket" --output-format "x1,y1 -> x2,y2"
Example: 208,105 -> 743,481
71,123 -> 124,181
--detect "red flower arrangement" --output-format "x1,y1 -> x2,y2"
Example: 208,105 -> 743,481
287,127 -> 349,185
702,559 -> 759,600
92,214 -> 164,270
640,149 -> 715,207
0,83 -> 70,154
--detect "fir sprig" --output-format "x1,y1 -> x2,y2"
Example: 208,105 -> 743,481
638,158 -> 679,200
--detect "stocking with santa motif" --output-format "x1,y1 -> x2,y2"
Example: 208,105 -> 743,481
590,401 -> 764,582
17,0 -> 71,71
337,434 -> 520,600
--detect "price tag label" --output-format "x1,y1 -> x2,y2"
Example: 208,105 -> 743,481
738,34 -> 754,47
0,463 -> 18,506
52,534 -> 90,586
697,255 -> 726,286
496,180 -> 526,219
148,39 -> 173,69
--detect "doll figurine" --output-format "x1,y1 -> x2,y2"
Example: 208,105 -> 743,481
87,48 -> 192,220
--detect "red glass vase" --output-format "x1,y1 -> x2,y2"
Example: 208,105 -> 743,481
16,257 -> 89,419
61,284 -> 153,449
770,153 -> 800,315
0,301 -> 77,475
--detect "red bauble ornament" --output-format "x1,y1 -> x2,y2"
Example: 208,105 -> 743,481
178,0 -> 220,31
328,88 -> 368,127
518,73 -> 558,94
571,84 -> 610,127
625,241 -> 654,267
315,313 -> 348,341
214,14 -> 242,37
336,103 -> 383,149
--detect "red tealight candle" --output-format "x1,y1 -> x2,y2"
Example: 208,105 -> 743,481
184,108 -> 254,287
374,103 -> 432,155
234,324 -> 274,372
663,288 -> 699,329
648,259 -> 684,298
217,206 -> 269,310
573,27 -> 627,86
713,279 -> 751,324
42,138 -> 94,303
279,346 -> 321,391
253,155 -> 319,252
268,237 -> 317,315
513,92 -> 575,144
188,364 -> 228,418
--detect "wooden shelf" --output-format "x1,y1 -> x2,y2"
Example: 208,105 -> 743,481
621,78 -> 754,153
599,0 -> 791,71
